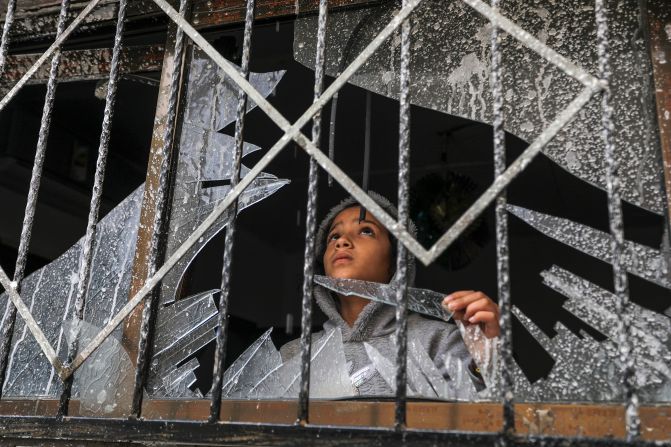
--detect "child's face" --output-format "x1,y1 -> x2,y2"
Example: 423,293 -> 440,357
323,206 -> 393,283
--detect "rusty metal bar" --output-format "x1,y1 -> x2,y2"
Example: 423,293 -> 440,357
208,0 -> 255,423
0,45 -> 164,88
58,0 -> 128,417
129,0 -> 190,417
296,0 -> 328,425
0,0 -> 104,113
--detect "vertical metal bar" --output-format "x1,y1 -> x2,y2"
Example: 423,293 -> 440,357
490,0 -> 514,439
129,0 -> 189,417
297,0 -> 328,425
57,0 -> 128,417
0,0 -> 70,400
594,0 -> 640,440
0,0 -> 17,77
327,94 -> 338,187
393,0 -> 411,430
208,0 -> 255,423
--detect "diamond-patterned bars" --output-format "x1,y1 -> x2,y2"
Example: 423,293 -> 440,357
1,0 -> 604,384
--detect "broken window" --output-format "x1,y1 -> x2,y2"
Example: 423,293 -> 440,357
0,0 -> 670,443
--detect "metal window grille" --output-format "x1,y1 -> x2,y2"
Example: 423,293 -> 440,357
0,0 -> 668,445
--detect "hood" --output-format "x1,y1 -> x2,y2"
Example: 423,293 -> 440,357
315,191 -> 418,286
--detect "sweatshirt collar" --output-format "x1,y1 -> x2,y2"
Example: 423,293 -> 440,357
314,285 -> 396,342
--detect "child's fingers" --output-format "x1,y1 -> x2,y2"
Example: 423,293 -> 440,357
442,291 -> 486,313
467,310 -> 497,324
443,290 -> 475,304
468,311 -> 500,338
463,298 -> 498,322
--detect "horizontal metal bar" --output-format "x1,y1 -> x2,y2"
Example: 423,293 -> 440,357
0,415 -> 664,446
0,0 -> 104,113
461,0 -> 602,89
0,45 -> 164,87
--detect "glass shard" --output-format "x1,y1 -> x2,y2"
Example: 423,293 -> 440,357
222,328 -> 282,398
541,265 -> 671,401
408,338 -> 450,399
363,342 -> 409,395
152,357 -> 203,399
146,290 -> 218,397
294,0 -> 664,214
455,320 -> 501,393
314,275 -> 452,321
64,319 -> 134,416
0,186 -> 144,397
249,328 -> 353,399
159,50 -> 288,305
513,306 -> 622,401
442,351 -> 478,401
508,204 -> 670,290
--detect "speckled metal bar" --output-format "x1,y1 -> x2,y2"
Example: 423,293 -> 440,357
594,0 -> 640,440
297,0 -> 328,425
58,0 -> 128,417
0,0 -> 17,76
393,0 -> 411,430
209,0 -> 255,423
490,0 -> 514,438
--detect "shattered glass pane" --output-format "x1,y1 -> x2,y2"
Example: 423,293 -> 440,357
65,320 -> 134,416
0,49 -> 289,402
508,204 -> 670,289
0,186 -> 143,398
159,48 -> 288,306
512,306 -> 621,401
145,48 -> 289,396
244,328 -> 354,399
221,328 -> 282,399
152,358 -> 203,399
146,290 -> 218,398
294,0 -> 664,214
541,266 -> 671,401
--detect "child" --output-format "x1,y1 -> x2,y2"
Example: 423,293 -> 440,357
280,192 -> 500,395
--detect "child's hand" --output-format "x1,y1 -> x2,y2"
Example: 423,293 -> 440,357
442,291 -> 500,338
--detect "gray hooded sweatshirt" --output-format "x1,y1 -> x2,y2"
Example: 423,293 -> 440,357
279,192 -> 483,396
280,285 -> 482,396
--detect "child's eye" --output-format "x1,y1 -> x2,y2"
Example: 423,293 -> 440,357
360,227 -> 374,236
328,232 -> 340,242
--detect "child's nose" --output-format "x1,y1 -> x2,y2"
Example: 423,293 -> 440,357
335,235 -> 352,248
